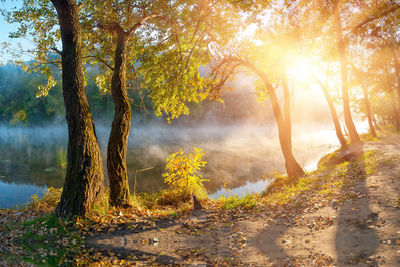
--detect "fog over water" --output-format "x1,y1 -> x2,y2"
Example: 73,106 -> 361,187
0,120 -> 368,208
0,73 -> 369,208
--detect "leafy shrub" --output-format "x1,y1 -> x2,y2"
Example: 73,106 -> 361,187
162,147 -> 208,201
30,187 -> 62,212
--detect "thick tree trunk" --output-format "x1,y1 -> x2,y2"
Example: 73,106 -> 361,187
51,0 -> 104,218
360,83 -> 377,137
107,28 -> 132,207
314,77 -> 347,147
335,11 -> 361,144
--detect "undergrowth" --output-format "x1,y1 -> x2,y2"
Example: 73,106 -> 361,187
16,213 -> 82,266
219,194 -> 258,210
262,150 -> 379,208
0,147 -> 387,266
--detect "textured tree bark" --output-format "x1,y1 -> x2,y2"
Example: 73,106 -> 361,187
335,11 -> 361,144
51,0 -> 104,218
314,77 -> 347,147
107,27 -> 132,207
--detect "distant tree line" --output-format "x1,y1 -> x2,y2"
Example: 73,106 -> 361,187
0,64 -> 155,125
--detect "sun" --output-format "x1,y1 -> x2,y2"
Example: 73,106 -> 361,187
287,56 -> 317,83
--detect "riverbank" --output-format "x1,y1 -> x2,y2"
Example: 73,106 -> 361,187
1,131 -> 400,266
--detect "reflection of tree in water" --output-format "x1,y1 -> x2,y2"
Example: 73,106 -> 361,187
0,143 -> 66,188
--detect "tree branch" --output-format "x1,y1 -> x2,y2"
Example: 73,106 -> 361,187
127,14 -> 162,36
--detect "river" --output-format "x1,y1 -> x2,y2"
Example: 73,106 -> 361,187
0,122 -> 366,208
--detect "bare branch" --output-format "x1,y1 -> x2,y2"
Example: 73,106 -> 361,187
51,47 -> 62,55
127,14 -> 162,36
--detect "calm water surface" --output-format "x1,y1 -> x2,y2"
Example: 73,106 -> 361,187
0,122 -> 364,208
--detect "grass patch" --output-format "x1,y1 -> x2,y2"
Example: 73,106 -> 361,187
16,213 -> 82,266
219,194 -> 258,210
261,150 -> 379,209
360,132 -> 380,142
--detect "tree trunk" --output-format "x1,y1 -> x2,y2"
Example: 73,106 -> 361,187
227,58 -> 304,178
359,83 -> 377,137
393,57 -> 400,131
350,64 -> 377,137
51,0 -> 104,218
372,115 -> 380,131
391,90 -> 400,130
262,75 -> 304,179
335,11 -> 361,144
107,27 -> 132,207
314,76 -> 347,147
282,75 -> 292,150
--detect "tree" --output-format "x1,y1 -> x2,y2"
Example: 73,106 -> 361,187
206,3 -> 306,179
81,0 -> 220,207
334,7 -> 361,143
81,0 -> 165,208
212,56 -> 305,179
354,5 -> 400,130
4,0 -> 106,218
349,64 -> 377,137
313,72 -> 347,147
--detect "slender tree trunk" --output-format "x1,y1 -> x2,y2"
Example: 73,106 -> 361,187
107,27 -> 132,207
282,75 -> 292,150
335,11 -> 361,144
372,115 -> 380,131
261,75 -> 303,178
314,76 -> 347,147
360,83 -> 377,137
51,0 -> 104,218
227,58 -> 304,178
391,90 -> 400,130
393,57 -> 400,131
350,64 -> 377,137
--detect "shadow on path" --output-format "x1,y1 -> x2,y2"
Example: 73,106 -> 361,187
335,153 -> 378,265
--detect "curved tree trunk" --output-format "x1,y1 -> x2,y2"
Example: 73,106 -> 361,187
335,11 -> 361,144
314,76 -> 347,147
51,0 -> 104,218
219,57 -> 304,178
261,74 -> 304,178
107,27 -> 132,207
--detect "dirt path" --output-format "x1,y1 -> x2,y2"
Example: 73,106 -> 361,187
86,135 -> 400,266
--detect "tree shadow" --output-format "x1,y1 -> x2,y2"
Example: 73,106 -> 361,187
334,152 -> 378,265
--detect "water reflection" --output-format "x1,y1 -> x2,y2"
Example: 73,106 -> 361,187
0,123 -> 355,208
